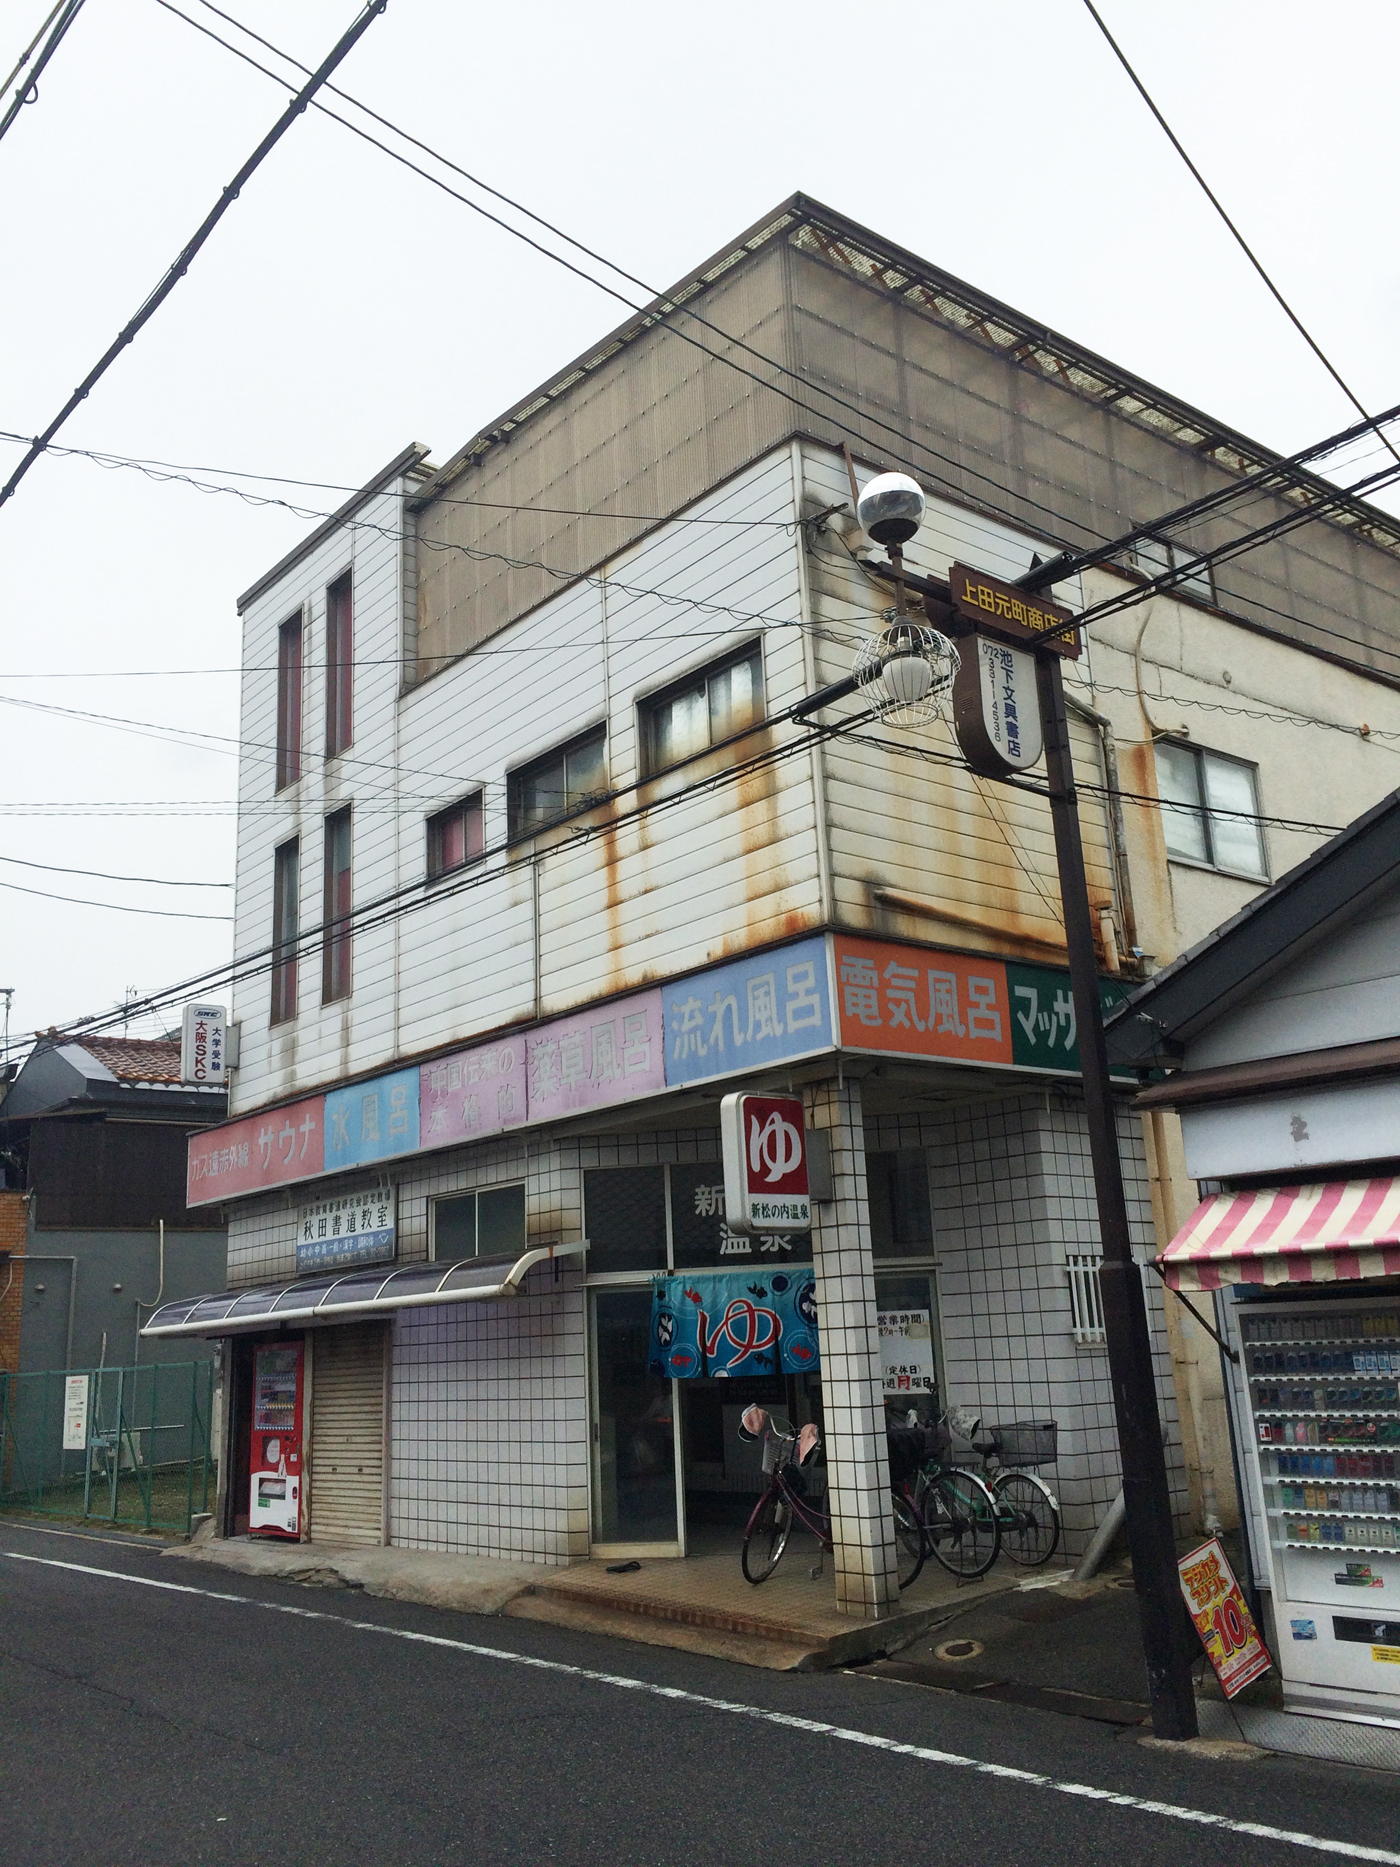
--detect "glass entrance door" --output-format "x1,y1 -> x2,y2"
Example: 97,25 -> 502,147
590,1288 -> 684,1556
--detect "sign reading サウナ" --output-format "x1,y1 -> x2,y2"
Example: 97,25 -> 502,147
1177,1536 -> 1272,1698
720,1092 -> 812,1236
296,1187 -> 396,1274
948,563 -> 1080,658
180,1003 -> 227,1085
952,635 -> 1043,777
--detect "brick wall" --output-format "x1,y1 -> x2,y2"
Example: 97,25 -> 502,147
0,1191 -> 28,1377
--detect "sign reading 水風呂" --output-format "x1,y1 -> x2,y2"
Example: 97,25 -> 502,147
296,1188 -> 396,1274
948,563 -> 1080,657
662,936 -> 832,1089
325,1069 -> 420,1171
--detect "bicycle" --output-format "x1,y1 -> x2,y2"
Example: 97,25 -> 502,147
971,1419 -> 1062,1567
909,1408 -> 1001,1579
738,1409 -> 927,1589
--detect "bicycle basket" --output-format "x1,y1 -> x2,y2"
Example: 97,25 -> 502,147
990,1420 -> 1057,1467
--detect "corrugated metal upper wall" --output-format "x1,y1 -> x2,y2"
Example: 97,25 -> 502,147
410,197 -> 1400,685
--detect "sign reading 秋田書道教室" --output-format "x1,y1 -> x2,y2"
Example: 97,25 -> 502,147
295,1188 -> 396,1273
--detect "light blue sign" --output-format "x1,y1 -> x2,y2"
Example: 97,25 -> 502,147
324,1068 -> 420,1170
662,935 -> 833,1088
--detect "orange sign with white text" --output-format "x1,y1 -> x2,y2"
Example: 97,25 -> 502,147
834,938 -> 1014,1068
1177,1537 -> 1272,1699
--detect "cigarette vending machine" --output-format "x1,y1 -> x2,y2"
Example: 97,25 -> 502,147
1236,1294 -> 1400,1724
249,1341 -> 303,1538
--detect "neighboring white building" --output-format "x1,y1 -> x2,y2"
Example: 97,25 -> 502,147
147,198 -> 1400,1617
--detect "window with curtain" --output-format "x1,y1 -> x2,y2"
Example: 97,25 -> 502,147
1155,740 -> 1267,878
270,837 -> 299,1025
325,570 -> 353,758
641,643 -> 763,774
508,727 -> 607,839
426,793 -> 485,880
275,612 -> 302,791
322,806 -> 353,1002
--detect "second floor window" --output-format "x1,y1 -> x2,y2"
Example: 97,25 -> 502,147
270,837 -> 299,1025
426,793 -> 484,880
325,570 -> 353,758
508,727 -> 607,839
1155,740 -> 1267,879
641,642 -> 763,774
1131,534 -> 1214,605
275,612 -> 303,790
322,806 -> 353,1002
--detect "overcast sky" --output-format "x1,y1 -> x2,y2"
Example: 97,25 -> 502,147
2,0 -> 1395,1053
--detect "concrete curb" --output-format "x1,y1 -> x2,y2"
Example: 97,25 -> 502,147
167,1537 -> 540,1617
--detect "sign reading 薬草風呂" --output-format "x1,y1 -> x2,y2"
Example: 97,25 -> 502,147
720,1092 -> 812,1236
948,563 -> 1080,657
180,1003 -> 227,1085
662,936 -> 831,1088
1177,1536 -> 1272,1698
295,1188 -> 396,1274
952,635 -> 1043,777
527,990 -> 666,1119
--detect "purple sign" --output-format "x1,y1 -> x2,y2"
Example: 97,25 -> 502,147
419,1034 -> 528,1146
526,990 -> 665,1119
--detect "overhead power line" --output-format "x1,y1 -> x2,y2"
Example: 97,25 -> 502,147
0,0 -> 389,511
0,852 -> 233,886
1079,0 -> 1400,469
0,877 -> 232,920
0,0 -> 85,147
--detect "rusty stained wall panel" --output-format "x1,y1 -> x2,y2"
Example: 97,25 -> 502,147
781,230 -> 1400,680
413,242 -> 798,676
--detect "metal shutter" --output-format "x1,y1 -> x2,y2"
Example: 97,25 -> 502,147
309,1322 -> 386,1546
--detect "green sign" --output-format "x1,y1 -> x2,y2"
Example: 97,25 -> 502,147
1005,962 -> 1135,1079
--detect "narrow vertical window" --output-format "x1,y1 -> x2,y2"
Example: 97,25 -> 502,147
275,612 -> 303,791
325,571 -> 353,758
271,837 -> 299,1025
322,806 -> 353,1003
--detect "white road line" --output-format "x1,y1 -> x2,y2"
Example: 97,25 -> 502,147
5,1548 -> 1397,1865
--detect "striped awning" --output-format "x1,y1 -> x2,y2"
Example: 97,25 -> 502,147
1160,1179 -> 1400,1292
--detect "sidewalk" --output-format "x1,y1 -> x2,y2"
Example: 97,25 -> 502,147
170,1525 -> 1052,1671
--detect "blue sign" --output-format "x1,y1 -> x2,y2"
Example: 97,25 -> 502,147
662,935 -> 832,1089
649,1269 -> 820,1378
324,1068 -> 420,1170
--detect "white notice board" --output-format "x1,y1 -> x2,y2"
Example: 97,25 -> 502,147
62,1374 -> 90,1451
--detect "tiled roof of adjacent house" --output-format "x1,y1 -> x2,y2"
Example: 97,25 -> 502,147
76,1036 -> 184,1085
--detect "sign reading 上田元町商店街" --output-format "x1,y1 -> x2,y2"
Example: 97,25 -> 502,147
296,1188 -> 396,1274
947,562 -> 1080,657
834,938 -> 1132,1077
649,1268 -> 820,1379
661,935 -> 832,1088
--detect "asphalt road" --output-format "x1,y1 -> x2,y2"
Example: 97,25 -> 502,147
2,1518 -> 1397,1867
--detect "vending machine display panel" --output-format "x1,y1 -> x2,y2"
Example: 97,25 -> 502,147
249,1342 -> 303,1538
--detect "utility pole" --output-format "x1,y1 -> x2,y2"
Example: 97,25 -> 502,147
1033,636 -> 1198,1739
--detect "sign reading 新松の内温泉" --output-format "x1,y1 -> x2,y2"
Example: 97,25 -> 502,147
295,1188 -> 396,1274
720,1092 -> 811,1235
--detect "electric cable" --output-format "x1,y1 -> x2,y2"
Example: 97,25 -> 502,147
0,1 -> 67,96
0,853 -> 233,885
0,0 -> 390,510
0,0 -> 85,147
1080,0 -> 1400,468
0,877 -> 233,920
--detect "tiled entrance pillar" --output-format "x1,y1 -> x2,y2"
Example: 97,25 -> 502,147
804,1076 -> 899,1618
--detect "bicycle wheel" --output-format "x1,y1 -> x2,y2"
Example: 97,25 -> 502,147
993,1470 -> 1061,1566
742,1485 -> 792,1584
923,1470 -> 1000,1578
891,1488 -> 927,1589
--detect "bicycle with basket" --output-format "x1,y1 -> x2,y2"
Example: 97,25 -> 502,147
910,1407 -> 1062,1576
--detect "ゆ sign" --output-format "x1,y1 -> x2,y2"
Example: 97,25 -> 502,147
720,1092 -> 812,1236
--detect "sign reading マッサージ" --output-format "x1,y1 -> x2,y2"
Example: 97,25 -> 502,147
720,1092 -> 812,1236
1177,1536 -> 1272,1699
952,635 -> 1044,777
295,1187 -> 396,1274
948,563 -> 1080,658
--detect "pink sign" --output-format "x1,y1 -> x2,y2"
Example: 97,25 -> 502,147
526,990 -> 665,1119
187,1094 -> 325,1207
420,1034 -> 529,1146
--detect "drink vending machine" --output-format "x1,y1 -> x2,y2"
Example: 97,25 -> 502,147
249,1342 -> 304,1538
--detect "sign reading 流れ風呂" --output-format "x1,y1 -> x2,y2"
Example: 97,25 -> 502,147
296,1188 -> 396,1273
180,1003 -> 227,1085
720,1092 -> 812,1236
952,635 -> 1044,777
1177,1536 -> 1272,1698
948,563 -> 1080,658
662,937 -> 831,1088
